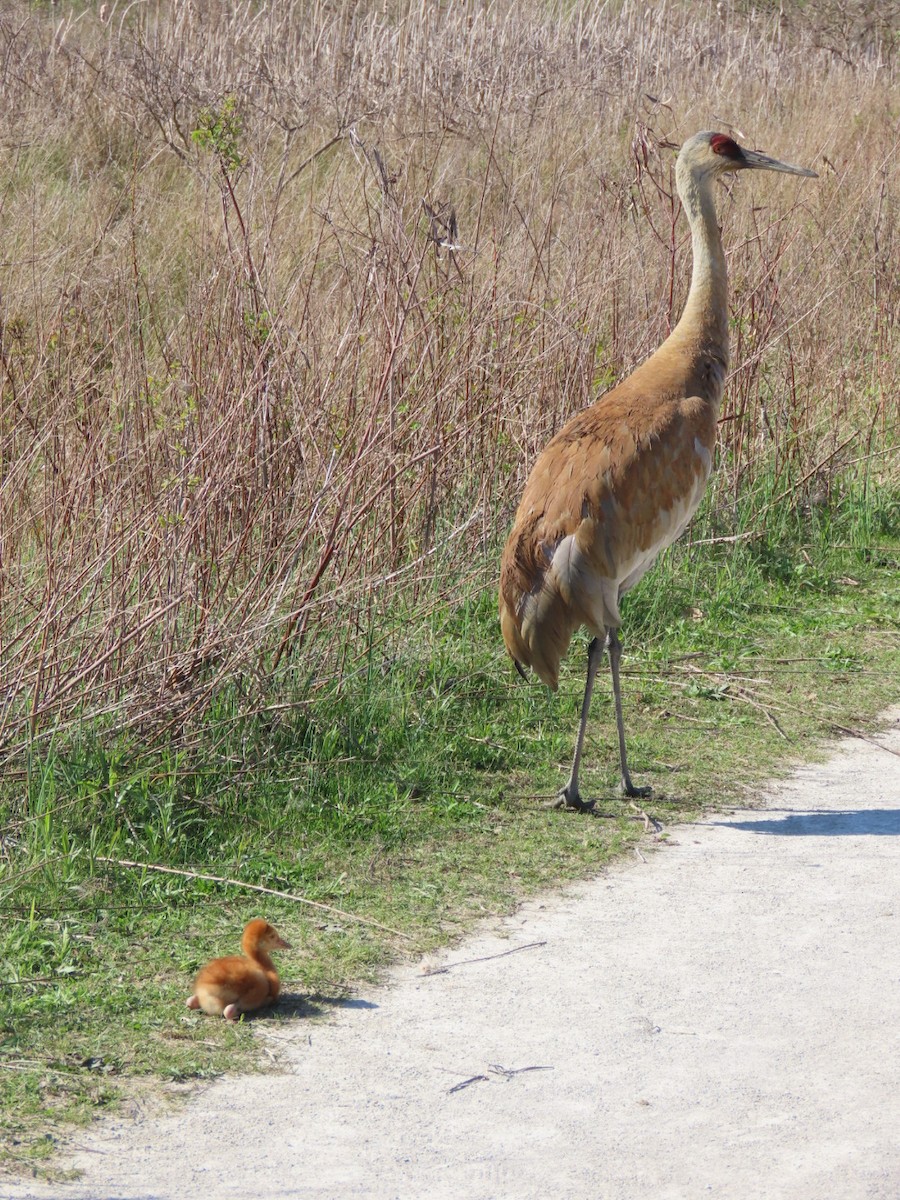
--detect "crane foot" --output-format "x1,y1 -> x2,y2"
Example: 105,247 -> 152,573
621,781 -> 652,800
551,788 -> 596,813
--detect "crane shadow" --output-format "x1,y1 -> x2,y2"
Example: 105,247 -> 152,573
711,808 -> 900,837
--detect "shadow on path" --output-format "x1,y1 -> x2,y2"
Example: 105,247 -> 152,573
275,993 -> 379,1020
711,809 -> 900,837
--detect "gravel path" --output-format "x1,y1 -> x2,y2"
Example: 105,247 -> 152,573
9,711 -> 900,1200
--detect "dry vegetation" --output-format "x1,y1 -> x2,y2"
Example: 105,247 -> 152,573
0,0 -> 897,754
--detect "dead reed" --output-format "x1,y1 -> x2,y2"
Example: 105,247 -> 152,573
0,0 -> 896,755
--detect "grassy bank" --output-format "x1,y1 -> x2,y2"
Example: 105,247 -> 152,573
3,487 -> 898,1172
0,0 -> 898,1176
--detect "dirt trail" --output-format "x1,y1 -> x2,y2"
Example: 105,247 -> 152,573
9,711 -> 900,1200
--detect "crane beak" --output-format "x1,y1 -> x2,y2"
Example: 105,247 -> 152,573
739,148 -> 818,178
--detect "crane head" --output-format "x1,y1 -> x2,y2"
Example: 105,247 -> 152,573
679,131 -> 818,180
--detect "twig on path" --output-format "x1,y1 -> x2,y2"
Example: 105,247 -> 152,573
448,1074 -> 489,1094
94,856 -> 412,940
445,1063 -> 553,1093
420,940 -> 547,976
830,723 -> 900,760
488,1064 -> 553,1079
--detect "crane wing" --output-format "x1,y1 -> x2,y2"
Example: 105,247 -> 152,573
499,384 -> 716,688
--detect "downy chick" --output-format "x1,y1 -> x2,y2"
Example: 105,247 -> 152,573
186,918 -> 291,1021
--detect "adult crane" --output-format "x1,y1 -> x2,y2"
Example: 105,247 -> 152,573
499,131 -> 816,811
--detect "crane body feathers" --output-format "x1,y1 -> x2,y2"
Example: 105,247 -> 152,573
500,347 -> 719,689
499,131 -> 816,806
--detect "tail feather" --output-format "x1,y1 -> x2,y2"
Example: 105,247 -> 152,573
500,527 -> 619,691
499,573 -> 582,692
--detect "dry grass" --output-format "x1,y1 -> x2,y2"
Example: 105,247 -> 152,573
0,0 -> 897,754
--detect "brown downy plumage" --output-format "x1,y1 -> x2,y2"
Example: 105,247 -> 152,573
186,919 -> 291,1021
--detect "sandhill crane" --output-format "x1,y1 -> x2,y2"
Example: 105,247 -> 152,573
499,132 -> 816,811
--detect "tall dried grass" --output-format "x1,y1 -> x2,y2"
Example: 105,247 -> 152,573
0,0 -> 897,753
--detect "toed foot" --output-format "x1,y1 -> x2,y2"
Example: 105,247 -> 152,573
186,995 -> 200,1010
621,779 -> 652,799
551,787 -> 596,813
223,1003 -> 240,1022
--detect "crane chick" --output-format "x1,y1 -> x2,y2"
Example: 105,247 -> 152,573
186,918 -> 291,1021
499,131 -> 817,811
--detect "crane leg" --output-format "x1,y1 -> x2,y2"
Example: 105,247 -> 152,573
556,635 -> 606,812
608,628 -> 651,798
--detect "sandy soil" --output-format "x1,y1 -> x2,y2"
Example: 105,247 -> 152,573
8,710 -> 900,1200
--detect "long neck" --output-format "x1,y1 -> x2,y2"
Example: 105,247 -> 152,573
668,165 -> 730,373
242,930 -> 274,970
241,933 -> 279,998
245,945 -> 274,971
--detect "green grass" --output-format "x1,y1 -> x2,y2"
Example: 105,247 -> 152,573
1,476 -> 899,1176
